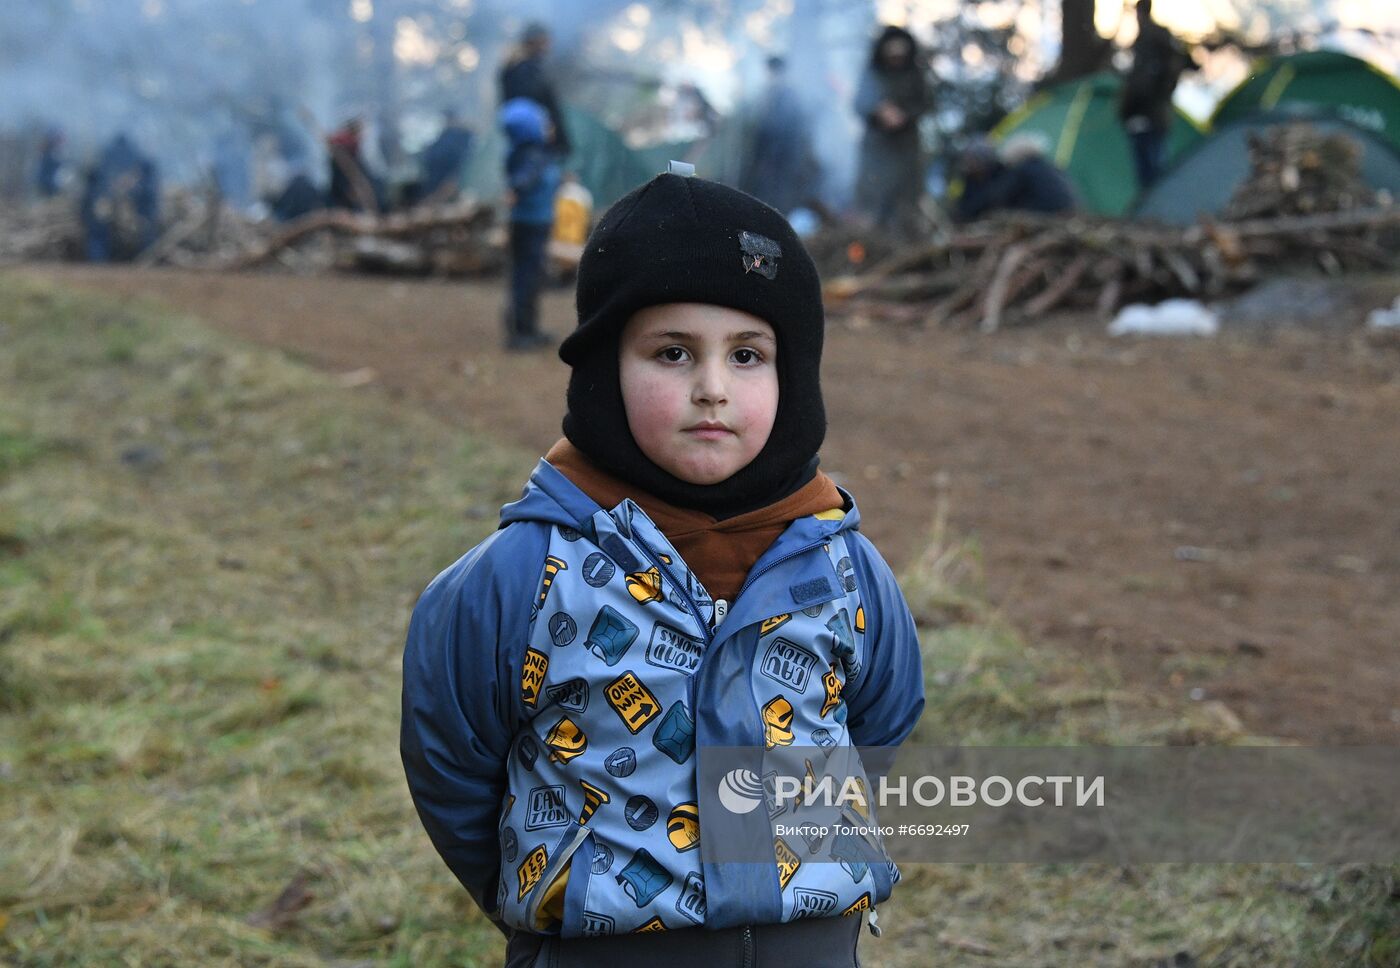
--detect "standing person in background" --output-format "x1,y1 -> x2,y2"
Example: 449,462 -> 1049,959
499,22 -> 570,162
854,25 -> 930,236
326,117 -> 377,212
79,164 -> 111,262
80,133 -> 160,261
1119,0 -> 1189,190
738,55 -> 817,217
36,129 -> 65,198
499,98 -> 561,352
131,155 -> 161,253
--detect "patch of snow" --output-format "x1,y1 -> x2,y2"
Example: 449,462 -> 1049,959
1366,296 -> 1400,330
1109,299 -> 1220,338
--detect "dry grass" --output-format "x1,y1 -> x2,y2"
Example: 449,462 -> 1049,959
0,277 -> 521,965
0,273 -> 1395,966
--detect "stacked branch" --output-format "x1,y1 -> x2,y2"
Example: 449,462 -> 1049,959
827,121 -> 1400,330
139,185 -> 265,268
0,197 -> 84,263
231,201 -> 504,276
824,207 -> 1400,331
1224,123 -> 1376,221
1,190 -> 512,278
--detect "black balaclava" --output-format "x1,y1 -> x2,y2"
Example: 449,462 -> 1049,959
559,173 -> 827,519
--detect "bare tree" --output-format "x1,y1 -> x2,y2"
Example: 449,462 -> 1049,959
1049,0 -> 1113,84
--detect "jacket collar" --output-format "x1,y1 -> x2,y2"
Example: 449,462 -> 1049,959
501,459 -> 861,542
501,461 -> 862,639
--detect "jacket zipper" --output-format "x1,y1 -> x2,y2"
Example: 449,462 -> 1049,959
630,539 -> 715,713
632,540 -> 713,648
741,925 -> 754,968
731,543 -> 819,603
634,532 -> 836,724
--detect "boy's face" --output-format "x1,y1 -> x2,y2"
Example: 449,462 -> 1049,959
619,303 -> 779,486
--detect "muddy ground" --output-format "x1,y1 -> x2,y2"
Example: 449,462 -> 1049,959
23,264 -> 1400,743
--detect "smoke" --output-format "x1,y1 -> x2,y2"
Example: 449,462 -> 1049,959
0,0 -> 889,206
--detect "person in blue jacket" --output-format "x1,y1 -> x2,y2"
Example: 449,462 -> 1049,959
401,171 -> 924,966
499,97 -> 562,351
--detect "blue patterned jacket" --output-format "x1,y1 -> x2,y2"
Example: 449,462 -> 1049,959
401,460 -> 924,937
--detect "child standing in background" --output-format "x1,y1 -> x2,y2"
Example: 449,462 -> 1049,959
499,97 -> 560,352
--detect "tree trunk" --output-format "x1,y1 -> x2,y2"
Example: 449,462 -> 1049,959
1051,0 -> 1112,84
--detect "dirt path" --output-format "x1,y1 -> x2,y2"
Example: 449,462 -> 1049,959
25,264 -> 1400,743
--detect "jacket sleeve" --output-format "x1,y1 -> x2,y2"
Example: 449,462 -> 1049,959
843,531 -> 925,749
853,69 -> 884,123
400,523 -> 547,926
506,145 -> 546,194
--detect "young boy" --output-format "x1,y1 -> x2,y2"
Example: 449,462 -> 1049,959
499,97 -> 561,351
401,172 -> 924,966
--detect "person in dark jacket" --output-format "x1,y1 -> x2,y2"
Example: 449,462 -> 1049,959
738,56 -> 817,216
1119,0 -> 1188,189
500,98 -> 562,351
36,129 -> 65,198
80,133 -> 160,261
954,135 -> 1077,223
854,25 -> 930,234
326,117 -> 376,211
499,23 -> 570,160
79,164 -> 111,262
418,110 -> 475,204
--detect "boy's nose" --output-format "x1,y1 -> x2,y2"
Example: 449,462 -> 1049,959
692,362 -> 728,407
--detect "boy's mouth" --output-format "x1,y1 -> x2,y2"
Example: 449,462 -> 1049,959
684,421 -> 734,440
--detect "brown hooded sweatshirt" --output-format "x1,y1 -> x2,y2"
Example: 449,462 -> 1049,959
544,439 -> 845,604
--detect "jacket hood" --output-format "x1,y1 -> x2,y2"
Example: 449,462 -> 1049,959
498,97 -> 549,144
499,460 -> 599,531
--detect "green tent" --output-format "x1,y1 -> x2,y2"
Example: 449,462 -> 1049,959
461,104 -> 658,212
992,72 -> 1205,216
462,102 -> 757,216
1212,50 -> 1400,154
1133,113 -> 1400,224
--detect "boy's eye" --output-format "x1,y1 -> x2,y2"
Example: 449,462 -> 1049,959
732,348 -> 763,365
659,346 -> 689,363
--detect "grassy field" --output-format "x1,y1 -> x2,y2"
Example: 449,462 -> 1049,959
1,274 -> 1395,966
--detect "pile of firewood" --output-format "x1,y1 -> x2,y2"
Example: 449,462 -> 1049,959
231,201 -> 503,276
0,197 -> 83,262
138,185 -> 265,268
0,188 -> 520,277
804,225 -> 902,282
1224,123 -> 1377,221
824,206 -> 1400,331
823,120 -> 1400,330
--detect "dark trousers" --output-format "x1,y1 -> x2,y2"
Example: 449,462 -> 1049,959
507,220 -> 552,348
1129,127 -> 1168,191
83,218 -> 111,263
504,915 -> 863,968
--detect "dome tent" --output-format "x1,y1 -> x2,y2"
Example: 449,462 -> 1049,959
1212,50 -> 1400,154
992,72 -> 1205,217
1132,113 -> 1400,225
461,103 -> 656,212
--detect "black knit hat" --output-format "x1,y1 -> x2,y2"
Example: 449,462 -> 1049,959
559,173 -> 827,518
